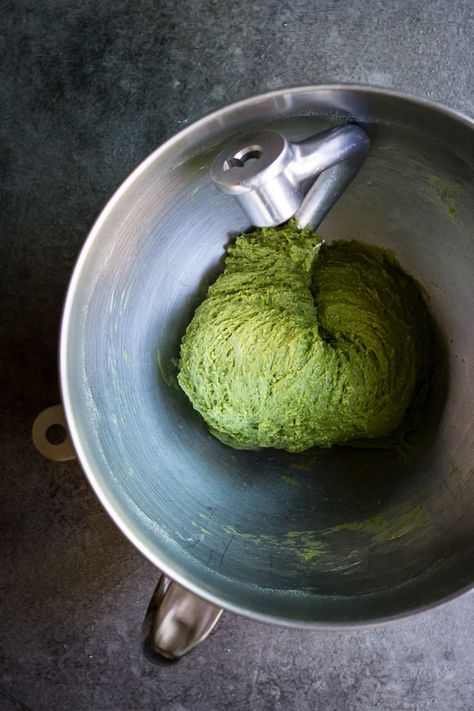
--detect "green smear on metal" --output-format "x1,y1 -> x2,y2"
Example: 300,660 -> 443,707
323,502 -> 426,543
447,204 -> 457,221
222,524 -> 326,562
289,460 -> 314,472
285,531 -> 325,561
191,520 -> 210,536
198,512 -> 212,521
282,474 -> 299,486
175,531 -> 194,543
157,350 -> 179,390
426,174 -> 458,223
218,501 -> 429,569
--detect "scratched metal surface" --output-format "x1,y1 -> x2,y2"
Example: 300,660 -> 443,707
1,1 -> 474,709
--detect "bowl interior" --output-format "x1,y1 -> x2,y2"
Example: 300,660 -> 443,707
63,88 -> 474,624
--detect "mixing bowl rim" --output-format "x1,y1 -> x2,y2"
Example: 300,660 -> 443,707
60,83 -> 474,627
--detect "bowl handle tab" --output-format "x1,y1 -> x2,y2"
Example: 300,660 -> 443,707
32,404 -> 76,462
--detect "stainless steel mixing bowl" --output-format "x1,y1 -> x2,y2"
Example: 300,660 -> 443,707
59,86 -> 474,644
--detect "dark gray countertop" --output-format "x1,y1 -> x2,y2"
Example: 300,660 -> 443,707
1,1 -> 473,709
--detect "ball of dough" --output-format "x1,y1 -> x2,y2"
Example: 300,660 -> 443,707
177,222 -> 431,452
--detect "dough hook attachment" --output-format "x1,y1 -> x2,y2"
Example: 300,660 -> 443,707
210,124 -> 369,229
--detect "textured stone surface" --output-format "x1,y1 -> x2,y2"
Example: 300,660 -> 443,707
1,0 -> 473,709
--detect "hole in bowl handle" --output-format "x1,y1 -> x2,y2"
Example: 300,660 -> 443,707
32,404 -> 76,462
142,574 -> 223,662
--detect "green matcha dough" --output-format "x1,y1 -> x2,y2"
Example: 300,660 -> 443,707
177,222 -> 431,452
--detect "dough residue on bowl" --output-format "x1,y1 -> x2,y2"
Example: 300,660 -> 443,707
177,221 -> 432,452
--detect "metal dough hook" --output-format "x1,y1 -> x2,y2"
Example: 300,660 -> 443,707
210,124 -> 370,229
